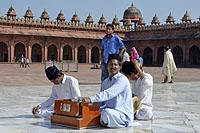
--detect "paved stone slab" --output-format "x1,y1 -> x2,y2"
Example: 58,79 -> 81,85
1,64 -> 200,86
0,64 -> 200,132
0,82 -> 200,133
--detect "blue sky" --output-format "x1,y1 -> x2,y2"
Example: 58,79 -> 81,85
0,0 -> 199,25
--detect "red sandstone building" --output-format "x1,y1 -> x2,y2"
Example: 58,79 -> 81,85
0,4 -> 200,67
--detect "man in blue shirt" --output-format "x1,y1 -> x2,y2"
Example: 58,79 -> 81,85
101,24 -> 126,81
81,54 -> 133,128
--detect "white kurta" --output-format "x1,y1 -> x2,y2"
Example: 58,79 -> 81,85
121,51 -> 130,64
39,74 -> 81,119
90,73 -> 133,128
131,73 -> 153,120
162,49 -> 177,82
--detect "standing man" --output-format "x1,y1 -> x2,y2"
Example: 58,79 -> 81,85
121,50 -> 130,65
20,55 -> 25,68
121,61 -> 153,120
32,66 -> 81,119
80,54 -> 133,128
101,23 -> 126,81
162,46 -> 177,83
25,58 -> 30,68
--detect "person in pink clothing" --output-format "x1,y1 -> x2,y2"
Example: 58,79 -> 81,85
130,47 -> 143,65
130,47 -> 139,61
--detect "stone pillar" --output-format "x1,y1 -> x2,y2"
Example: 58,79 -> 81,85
183,40 -> 189,67
9,41 -> 15,63
59,44 -> 63,62
88,44 -> 91,64
7,44 -> 11,63
74,46 -> 78,63
27,45 -> 32,62
44,43 -> 48,62
153,47 -> 157,65
56,46 -> 59,61
25,44 -> 28,59
71,45 -> 74,61
41,44 -> 44,63
86,44 -> 89,63
45,45 -> 48,62
99,46 -> 102,64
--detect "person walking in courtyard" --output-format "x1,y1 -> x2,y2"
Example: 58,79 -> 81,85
80,54 -> 133,128
162,46 -> 177,83
101,23 -> 126,81
121,60 -> 153,120
32,66 -> 81,119
25,58 -> 30,68
20,55 -> 25,68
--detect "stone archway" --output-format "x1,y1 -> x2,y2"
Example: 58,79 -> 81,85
48,45 -> 57,61
189,45 -> 200,65
63,45 -> 72,60
0,42 -> 8,62
143,47 -> 153,66
91,46 -> 99,63
157,46 -> 165,66
14,42 -> 25,62
172,46 -> 183,66
32,43 -> 42,62
78,46 -> 86,63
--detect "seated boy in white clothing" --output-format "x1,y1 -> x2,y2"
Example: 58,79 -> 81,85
121,60 -> 153,120
32,66 -> 81,119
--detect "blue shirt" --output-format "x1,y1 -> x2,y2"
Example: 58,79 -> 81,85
90,73 -> 133,126
101,34 -> 125,63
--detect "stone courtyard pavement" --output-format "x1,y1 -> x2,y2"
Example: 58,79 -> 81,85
0,63 -> 200,133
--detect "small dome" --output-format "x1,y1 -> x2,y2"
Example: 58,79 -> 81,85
151,14 -> 160,25
71,12 -> 80,22
7,5 -> 16,17
24,7 -> 33,18
182,11 -> 191,23
166,12 -> 175,24
112,15 -> 120,26
98,14 -> 107,24
124,19 -> 132,26
198,16 -> 200,22
137,17 -> 145,26
85,13 -> 94,23
57,10 -> 65,21
122,3 -> 142,22
41,9 -> 49,20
